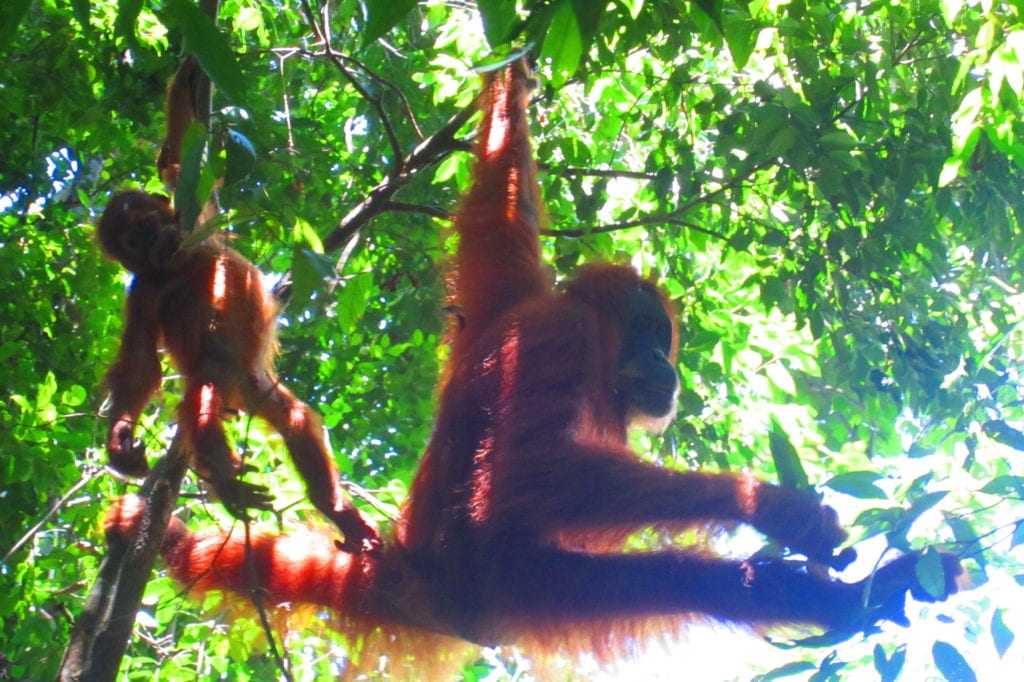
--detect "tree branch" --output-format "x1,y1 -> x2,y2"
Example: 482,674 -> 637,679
547,160 -> 770,242
385,201 -> 450,220
322,104 -> 475,252
57,438 -> 187,682
553,165 -> 658,181
1,469 -> 97,566
548,215 -> 729,241
300,0 -> 405,173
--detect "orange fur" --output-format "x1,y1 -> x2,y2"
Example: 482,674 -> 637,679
98,58 -> 380,554
106,59 -> 962,677
156,57 -> 201,189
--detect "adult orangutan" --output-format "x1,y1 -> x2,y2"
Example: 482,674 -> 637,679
105,58 -> 962,674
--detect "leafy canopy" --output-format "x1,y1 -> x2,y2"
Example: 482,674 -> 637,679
2,1 -> 1024,679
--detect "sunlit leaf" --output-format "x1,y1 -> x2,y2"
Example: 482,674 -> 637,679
979,475 -> 1024,497
769,419 -> 809,490
916,548 -> 949,600
478,0 -> 520,46
983,420 -> 1024,452
113,0 -> 142,43
991,608 -> 1014,658
541,1 -> 583,85
164,0 -> 249,106
723,11 -> 759,69
932,641 -> 977,682
873,643 -> 906,682
1012,521 -> 1024,549
826,471 -> 888,499
753,660 -> 816,681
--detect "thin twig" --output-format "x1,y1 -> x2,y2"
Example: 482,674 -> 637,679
1,468 -> 98,566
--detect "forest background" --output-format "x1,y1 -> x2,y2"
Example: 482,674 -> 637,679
2,0 -> 1024,679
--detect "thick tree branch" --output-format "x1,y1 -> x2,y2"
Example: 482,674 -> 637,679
322,105 -> 475,252
58,438 -> 187,682
283,4 -> 480,255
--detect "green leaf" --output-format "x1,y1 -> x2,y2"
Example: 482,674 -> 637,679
335,271 -> 374,333
945,514 -> 985,568
37,372 -> 57,408
693,0 -> 723,30
979,475 -> 1024,497
478,0 -> 520,45
619,0 -> 644,20
819,130 -> 859,150
873,644 -> 906,682
541,1 -> 583,86
906,490 -> 949,520
113,0 -> 143,43
826,471 -> 888,499
939,158 -> 962,187
915,548 -> 950,600
291,248 -> 335,305
163,0 -> 249,106
853,506 -> 900,538
60,385 -> 87,407
932,641 -> 977,682
292,217 -> 326,253
940,0 -> 964,26
723,11 -> 758,69
0,0 -> 30,47
224,130 -> 257,188
571,0 -> 606,44
361,0 -> 419,46
755,660 -> 817,680
991,608 -> 1015,658
474,46 -> 536,74
982,420 -> 1024,451
175,120 -> 209,231
764,360 -> 795,394
1012,521 -> 1024,549
768,127 -> 797,158
768,418 -> 809,489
